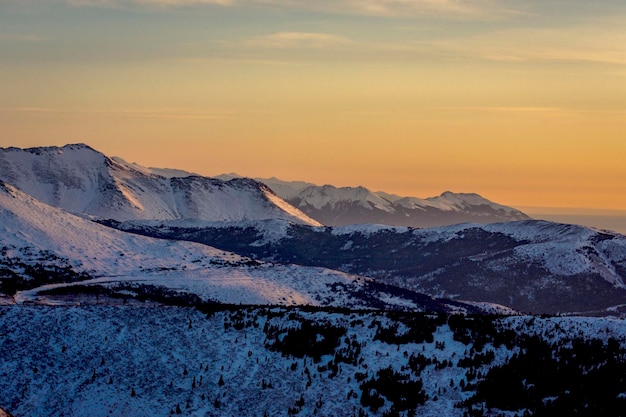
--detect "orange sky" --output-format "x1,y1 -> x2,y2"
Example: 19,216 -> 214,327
1,1 -> 625,210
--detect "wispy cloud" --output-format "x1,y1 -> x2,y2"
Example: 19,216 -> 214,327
65,0 -> 234,6
196,22 -> 626,67
0,107 -> 236,120
322,0 -> 510,18
424,106 -> 626,116
60,0 -> 520,18
192,31 -> 363,64
417,24 -> 626,65
242,32 -> 351,49
430,106 -> 562,113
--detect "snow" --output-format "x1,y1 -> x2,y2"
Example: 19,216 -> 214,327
456,301 -> 520,316
482,221 -> 626,285
120,218 -> 296,245
0,144 -> 319,226
257,176 -> 316,201
331,223 -> 410,236
481,219 -> 596,242
255,177 -> 528,220
2,147 -> 626,415
0,180 -> 232,275
262,186 -> 322,227
115,158 -> 199,179
13,266 -> 372,308
404,220 -> 626,287
296,184 -> 396,212
0,181 -> 418,310
2,306 -> 623,417
395,191 -> 524,215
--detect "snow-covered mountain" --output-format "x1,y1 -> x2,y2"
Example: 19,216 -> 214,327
120,159 -> 199,178
116,218 -> 626,315
289,185 -> 531,227
0,180 -> 465,311
0,144 -> 320,225
3,146 -> 626,417
252,176 -> 317,201
220,175 -> 530,227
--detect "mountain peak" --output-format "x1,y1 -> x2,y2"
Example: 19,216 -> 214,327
259,179 -> 530,227
60,143 -> 98,151
0,144 -> 320,225
16,143 -> 101,155
427,191 -> 520,214
440,191 -> 480,198
296,183 -> 393,213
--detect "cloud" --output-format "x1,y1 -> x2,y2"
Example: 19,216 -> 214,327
430,106 -> 562,113
205,22 -> 626,67
329,0 -> 497,17
60,0 -> 518,18
0,107 -> 235,120
261,0 -> 524,19
134,0 -> 234,4
203,31 -> 418,64
242,32 -> 351,49
65,0 -> 234,6
426,25 -> 626,65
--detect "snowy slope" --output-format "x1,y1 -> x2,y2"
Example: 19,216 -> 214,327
296,184 -> 395,212
119,218 -> 626,314
256,177 -> 318,200
397,191 -> 524,215
0,181 -> 453,310
213,175 -> 530,227
251,178 -> 530,227
482,221 -> 626,285
0,144 -> 320,225
0,180 -> 241,276
117,158 -> 199,178
215,174 -> 317,201
1,306 -> 625,417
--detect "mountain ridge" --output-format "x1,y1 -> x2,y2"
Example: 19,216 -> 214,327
0,179 -> 469,311
217,174 -> 531,227
0,144 -> 320,225
111,218 -> 626,315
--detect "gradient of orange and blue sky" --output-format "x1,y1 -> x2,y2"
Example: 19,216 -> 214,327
1,0 -> 625,216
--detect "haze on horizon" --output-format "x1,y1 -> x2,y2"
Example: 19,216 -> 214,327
1,0 -> 625,212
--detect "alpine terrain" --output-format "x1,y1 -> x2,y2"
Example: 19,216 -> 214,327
1,143 -> 626,416
0,144 -> 320,225
218,175 -> 531,227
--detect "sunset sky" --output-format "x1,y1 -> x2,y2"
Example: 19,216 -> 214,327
1,0 -> 625,211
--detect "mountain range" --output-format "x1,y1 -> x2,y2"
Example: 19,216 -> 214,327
217,174 -> 531,228
2,179 -> 463,311
0,144 -> 319,225
113,219 -> 626,315
0,143 -> 529,229
3,143 -> 626,416
2,143 -> 626,315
